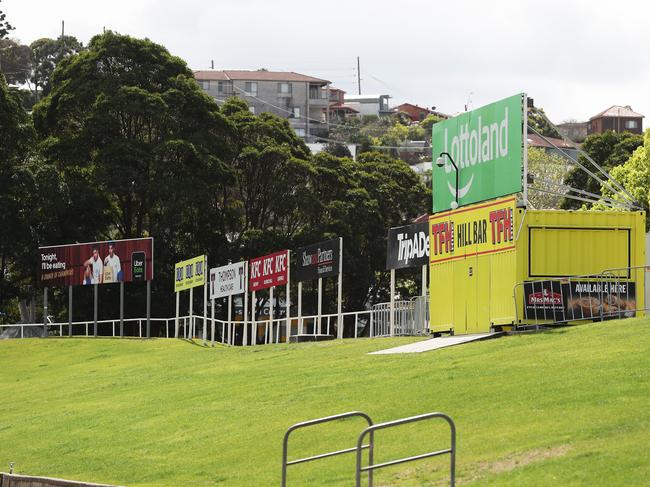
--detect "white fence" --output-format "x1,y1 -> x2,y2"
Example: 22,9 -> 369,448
0,295 -> 430,345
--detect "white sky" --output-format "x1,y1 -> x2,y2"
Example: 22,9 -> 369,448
4,0 -> 650,124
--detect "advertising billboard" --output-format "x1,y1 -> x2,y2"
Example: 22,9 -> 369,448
38,238 -> 153,287
386,222 -> 429,270
431,93 -> 524,213
429,196 -> 516,264
295,239 -> 339,282
524,280 -> 636,321
210,261 -> 247,299
174,255 -> 206,292
249,250 -> 289,292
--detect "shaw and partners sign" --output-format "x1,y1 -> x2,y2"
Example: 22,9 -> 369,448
429,196 -> 516,264
432,93 -> 524,213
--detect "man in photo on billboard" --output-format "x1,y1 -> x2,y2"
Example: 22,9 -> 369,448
84,246 -> 104,285
103,242 -> 122,282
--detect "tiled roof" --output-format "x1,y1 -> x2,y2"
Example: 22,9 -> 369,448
194,70 -> 329,84
527,133 -> 577,149
590,105 -> 644,120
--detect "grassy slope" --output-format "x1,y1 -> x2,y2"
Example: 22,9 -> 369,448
1,319 -> 649,486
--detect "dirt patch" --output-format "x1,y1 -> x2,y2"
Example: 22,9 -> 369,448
464,444 -> 571,483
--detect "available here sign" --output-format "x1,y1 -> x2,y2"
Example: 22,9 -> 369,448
429,196 -> 517,264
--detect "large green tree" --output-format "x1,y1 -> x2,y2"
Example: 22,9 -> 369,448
561,131 -> 643,209
600,130 -> 650,225
0,38 -> 31,85
0,0 -> 13,39
29,35 -> 83,97
33,32 -> 234,318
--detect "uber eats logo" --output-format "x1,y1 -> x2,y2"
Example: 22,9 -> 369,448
432,94 -> 523,213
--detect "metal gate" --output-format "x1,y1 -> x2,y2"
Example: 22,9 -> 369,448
370,295 -> 429,337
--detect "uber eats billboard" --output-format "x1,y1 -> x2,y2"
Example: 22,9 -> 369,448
432,93 -> 525,213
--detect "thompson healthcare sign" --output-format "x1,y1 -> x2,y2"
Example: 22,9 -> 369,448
431,93 -> 524,213
38,238 -> 153,287
210,261 -> 247,299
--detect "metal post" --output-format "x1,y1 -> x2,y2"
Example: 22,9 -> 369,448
298,281 -> 303,335
189,287 -> 194,339
523,93 -> 529,206
252,290 -> 256,346
270,286 -> 274,344
286,250 -> 291,343
228,294 -> 232,346
68,285 -> 72,337
146,280 -> 151,338
175,292 -> 179,338
337,237 -> 343,339
203,257 -> 207,345
390,268 -> 395,336
210,297 -> 215,347
421,264 -> 427,297
43,287 -> 48,337
93,283 -> 98,337
243,261 -> 249,346
120,281 -> 124,338
317,277 -> 322,335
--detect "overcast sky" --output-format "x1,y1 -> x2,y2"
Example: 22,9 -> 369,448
5,0 -> 650,124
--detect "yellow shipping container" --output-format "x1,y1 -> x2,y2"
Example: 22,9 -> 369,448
429,196 -> 645,334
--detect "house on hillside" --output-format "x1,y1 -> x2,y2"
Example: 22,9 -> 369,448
394,103 -> 449,123
194,69 -> 331,140
527,133 -> 579,161
328,88 -> 359,122
343,94 -> 391,117
588,105 -> 644,135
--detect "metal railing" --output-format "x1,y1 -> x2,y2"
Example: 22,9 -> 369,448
282,411 -> 374,487
513,265 -> 648,326
370,296 -> 429,337
355,412 -> 456,487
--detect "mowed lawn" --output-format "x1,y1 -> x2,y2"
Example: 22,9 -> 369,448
1,319 -> 650,486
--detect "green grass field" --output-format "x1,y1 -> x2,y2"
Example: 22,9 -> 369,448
1,318 -> 650,486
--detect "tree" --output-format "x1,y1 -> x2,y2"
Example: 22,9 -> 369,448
0,38 -> 31,85
29,36 -> 83,97
0,1 -> 13,39
527,147 -> 569,209
561,131 -> 643,209
600,130 -> 650,225
33,31 -> 234,317
527,106 -> 561,139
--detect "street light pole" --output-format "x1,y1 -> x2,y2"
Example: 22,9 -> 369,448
437,152 -> 459,208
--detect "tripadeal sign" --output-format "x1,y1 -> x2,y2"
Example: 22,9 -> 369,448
429,196 -> 516,264
386,222 -> 429,270
431,93 -> 524,213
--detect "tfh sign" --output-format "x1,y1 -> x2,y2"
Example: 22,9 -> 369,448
249,250 -> 289,291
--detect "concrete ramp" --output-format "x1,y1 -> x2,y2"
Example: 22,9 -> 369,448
369,332 -> 503,355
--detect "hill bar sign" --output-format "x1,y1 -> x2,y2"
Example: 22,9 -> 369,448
431,93 -> 524,213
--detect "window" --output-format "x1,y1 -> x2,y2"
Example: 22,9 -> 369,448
200,80 -> 210,90
217,81 -> 231,94
249,106 -> 256,115
278,82 -> 292,94
309,85 -> 320,99
292,107 -> 301,119
244,82 -> 257,96
625,120 -> 638,129
418,112 -> 426,121
294,128 -> 306,137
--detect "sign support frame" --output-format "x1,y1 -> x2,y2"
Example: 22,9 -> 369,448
93,283 -> 98,337
68,285 -> 72,337
390,268 -> 395,336
43,287 -> 48,337
337,237 -> 343,339
243,261 -> 249,346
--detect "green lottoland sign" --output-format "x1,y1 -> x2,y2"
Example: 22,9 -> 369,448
432,93 -> 524,213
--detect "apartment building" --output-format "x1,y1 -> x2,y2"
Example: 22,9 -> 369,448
194,70 -> 331,139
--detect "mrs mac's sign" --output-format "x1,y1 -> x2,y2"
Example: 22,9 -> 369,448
429,196 -> 516,263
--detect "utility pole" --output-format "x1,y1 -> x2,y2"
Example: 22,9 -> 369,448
357,56 -> 361,95
61,20 -> 65,38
